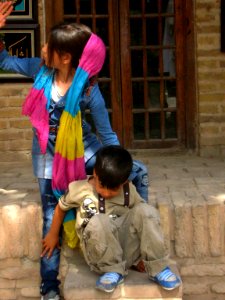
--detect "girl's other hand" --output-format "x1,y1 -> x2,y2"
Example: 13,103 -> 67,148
41,232 -> 61,259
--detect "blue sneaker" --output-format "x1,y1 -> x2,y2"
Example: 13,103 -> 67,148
41,290 -> 60,300
96,272 -> 124,293
151,267 -> 181,290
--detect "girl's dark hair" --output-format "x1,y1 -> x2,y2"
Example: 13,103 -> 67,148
47,22 -> 92,68
94,145 -> 133,189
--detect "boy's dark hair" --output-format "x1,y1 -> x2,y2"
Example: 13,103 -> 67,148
94,145 -> 133,189
48,22 -> 91,68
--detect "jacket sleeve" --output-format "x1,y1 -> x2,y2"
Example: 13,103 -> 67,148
0,49 -> 41,79
87,84 -> 120,146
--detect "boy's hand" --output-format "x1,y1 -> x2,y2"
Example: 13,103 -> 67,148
41,231 -> 61,259
0,1 -> 13,28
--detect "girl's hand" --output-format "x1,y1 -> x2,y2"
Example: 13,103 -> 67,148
41,231 -> 61,259
0,1 -> 13,28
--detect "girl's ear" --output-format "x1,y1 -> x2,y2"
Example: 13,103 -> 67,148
62,53 -> 72,65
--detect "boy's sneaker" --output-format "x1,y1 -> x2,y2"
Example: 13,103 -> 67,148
41,290 -> 60,300
96,272 -> 124,293
151,267 -> 181,290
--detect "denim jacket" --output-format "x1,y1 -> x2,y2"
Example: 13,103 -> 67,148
0,49 -> 119,178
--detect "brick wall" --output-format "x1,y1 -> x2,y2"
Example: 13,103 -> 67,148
196,0 -> 225,157
0,84 -> 32,162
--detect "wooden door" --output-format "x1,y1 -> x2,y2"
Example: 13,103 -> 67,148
46,0 -> 196,150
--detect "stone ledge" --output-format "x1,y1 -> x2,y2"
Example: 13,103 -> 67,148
63,249 -> 183,300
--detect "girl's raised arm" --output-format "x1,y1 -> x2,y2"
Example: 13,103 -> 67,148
0,1 -> 13,28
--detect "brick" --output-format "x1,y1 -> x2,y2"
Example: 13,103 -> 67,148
181,264 -> 225,277
0,151 -> 31,162
183,282 -> 209,295
207,203 -> 224,256
0,108 -> 22,118
0,98 -> 23,108
7,98 -> 23,108
0,85 -> 31,97
199,93 -> 225,102
8,140 -> 31,151
0,289 -> 16,300
211,281 -> 225,294
0,266 -> 39,280
198,81 -> 222,92
0,141 -> 9,151
0,120 -> 9,129
200,125 -> 219,135
0,131 -> 25,141
25,204 -> 42,260
198,72 -> 225,81
192,204 -> 209,257
2,205 -> 24,258
199,145 -> 221,157
20,287 -> 40,298
9,120 -> 31,129
0,215 -> 7,259
199,104 -> 219,114
157,202 -> 173,252
174,205 -> 193,258
16,278 -> 40,289
0,259 -> 21,270
0,278 -> 15,289
199,133 -> 225,145
197,34 -> 219,50
0,99 -> 9,107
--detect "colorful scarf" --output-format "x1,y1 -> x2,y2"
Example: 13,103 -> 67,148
22,33 -> 106,248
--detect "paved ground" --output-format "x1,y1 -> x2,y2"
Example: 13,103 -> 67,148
131,150 -> 225,207
1,150 -> 225,205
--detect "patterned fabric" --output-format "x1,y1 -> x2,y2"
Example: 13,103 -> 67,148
22,33 -> 106,248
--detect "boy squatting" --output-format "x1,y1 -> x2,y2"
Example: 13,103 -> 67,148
41,145 -> 181,293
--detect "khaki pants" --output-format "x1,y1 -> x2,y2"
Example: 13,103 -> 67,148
80,203 -> 171,277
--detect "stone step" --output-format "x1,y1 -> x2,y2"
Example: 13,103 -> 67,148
63,249 -> 183,300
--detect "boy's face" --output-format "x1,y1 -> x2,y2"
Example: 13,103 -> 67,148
93,170 -> 124,199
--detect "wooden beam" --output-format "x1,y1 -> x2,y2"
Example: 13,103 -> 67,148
221,0 -> 225,52
45,0 -> 64,38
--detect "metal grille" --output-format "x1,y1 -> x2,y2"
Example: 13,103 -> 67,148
128,0 -> 177,146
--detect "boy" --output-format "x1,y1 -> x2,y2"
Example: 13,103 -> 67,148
41,145 -> 181,293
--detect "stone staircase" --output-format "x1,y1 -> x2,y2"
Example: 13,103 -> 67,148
1,152 -> 225,300
62,248 -> 182,300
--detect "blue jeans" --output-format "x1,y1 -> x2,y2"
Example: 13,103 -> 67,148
86,156 -> 149,202
39,178 -> 61,296
129,160 -> 149,202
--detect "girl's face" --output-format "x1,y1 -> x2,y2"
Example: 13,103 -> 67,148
41,43 -> 62,69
